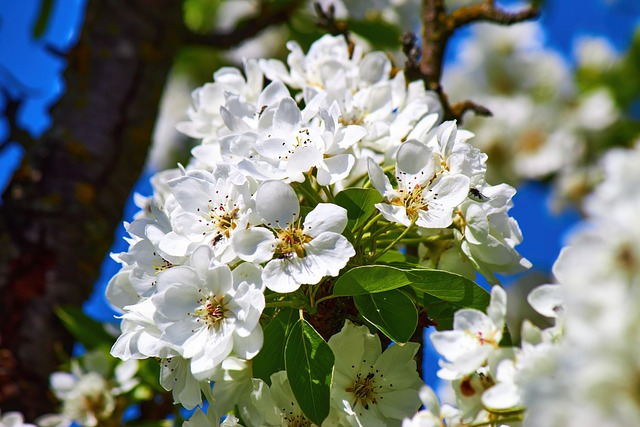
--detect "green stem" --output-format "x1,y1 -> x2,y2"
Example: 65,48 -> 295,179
315,294 -> 339,305
361,212 -> 382,234
293,180 -> 323,207
372,217 -> 417,261
364,221 -> 396,247
266,301 -> 305,309
321,185 -> 336,203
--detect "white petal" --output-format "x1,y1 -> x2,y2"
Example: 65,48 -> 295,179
303,232 -> 355,277
464,203 -> 489,244
257,80 -> 290,107
262,258 -> 304,293
303,203 -> 348,237
256,181 -> 300,227
527,284 -> 563,318
233,326 -> 264,360
368,158 -> 395,200
396,140 -> 433,176
481,382 -> 523,411
231,228 -> 277,263
286,145 -> 323,175
232,262 -> 264,290
273,97 -> 301,134
159,231 -> 192,257
376,203 -> 412,227
487,285 -> 507,330
316,154 -> 355,185
430,330 -> 478,362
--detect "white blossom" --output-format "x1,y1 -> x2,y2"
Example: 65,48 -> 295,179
329,321 -> 424,426
430,286 -> 507,380
368,140 -> 470,229
232,181 -> 354,292
151,246 -> 265,380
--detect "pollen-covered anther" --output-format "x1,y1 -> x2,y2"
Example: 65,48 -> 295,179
392,183 -> 427,219
347,372 -> 378,409
275,224 -> 312,259
206,205 -> 239,238
152,257 -> 174,275
193,295 -> 228,329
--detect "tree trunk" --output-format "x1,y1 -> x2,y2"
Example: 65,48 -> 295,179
0,0 -> 183,418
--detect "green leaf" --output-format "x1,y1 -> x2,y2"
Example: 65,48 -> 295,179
55,305 -> 114,350
253,308 -> 297,385
335,188 -> 382,231
346,18 -> 403,49
407,269 -> 490,312
285,319 -> 334,426
354,289 -> 418,343
407,270 -> 490,330
333,265 -> 412,296
332,265 -> 491,331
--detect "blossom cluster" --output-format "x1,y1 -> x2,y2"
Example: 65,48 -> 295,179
98,34 -> 528,425
418,282 -> 562,426
418,141 -> 640,427
520,141 -> 640,426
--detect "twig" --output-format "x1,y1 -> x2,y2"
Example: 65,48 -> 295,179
410,0 -> 539,122
450,100 -> 493,119
313,2 -> 350,40
183,0 -> 303,49
449,2 -> 540,27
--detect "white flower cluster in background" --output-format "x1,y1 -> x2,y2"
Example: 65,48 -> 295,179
36,350 -> 139,427
0,412 -> 36,427
102,34 -> 529,425
444,22 -> 622,207
521,141 -> 640,426
421,141 -> 640,427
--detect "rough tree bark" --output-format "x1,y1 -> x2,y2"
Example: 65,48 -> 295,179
0,0 -> 183,417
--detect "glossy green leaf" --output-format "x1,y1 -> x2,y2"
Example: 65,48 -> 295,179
332,265 -> 411,296
335,188 -> 383,230
333,264 -> 490,331
407,270 -> 490,330
55,305 -> 113,350
253,308 -> 297,385
407,269 -> 490,312
354,289 -> 418,343
285,319 -> 334,426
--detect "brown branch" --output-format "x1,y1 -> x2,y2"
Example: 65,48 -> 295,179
314,2 -> 349,40
450,100 -> 493,119
414,0 -> 539,122
449,2 -> 540,27
183,0 -> 303,49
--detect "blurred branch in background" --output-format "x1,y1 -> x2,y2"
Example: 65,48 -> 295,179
403,0 -> 540,122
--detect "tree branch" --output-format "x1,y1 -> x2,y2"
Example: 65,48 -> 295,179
450,100 -> 493,119
314,2 -> 350,40
413,0 -> 539,122
449,2 -> 540,28
183,0 -> 303,49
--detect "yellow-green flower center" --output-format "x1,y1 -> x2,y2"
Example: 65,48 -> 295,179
276,226 -> 312,259
194,295 -> 227,329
